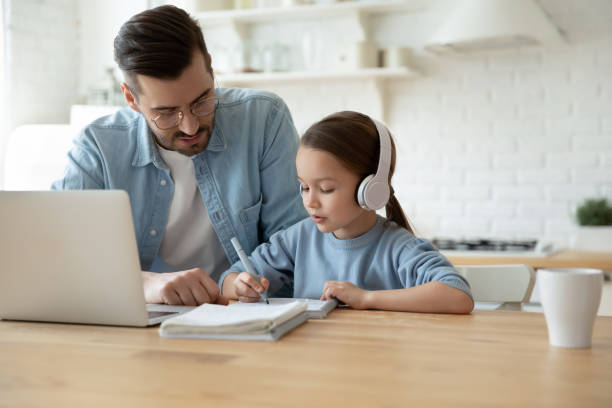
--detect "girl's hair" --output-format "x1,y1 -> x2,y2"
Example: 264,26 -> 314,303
301,111 -> 413,234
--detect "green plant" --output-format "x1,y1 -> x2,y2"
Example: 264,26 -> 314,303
576,198 -> 612,226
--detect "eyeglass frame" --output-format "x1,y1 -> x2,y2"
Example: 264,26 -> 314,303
126,83 -> 220,131
149,94 -> 221,131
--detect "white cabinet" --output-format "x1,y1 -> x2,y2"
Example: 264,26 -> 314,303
195,0 -> 423,75
194,0 -> 425,120
195,1 -> 425,34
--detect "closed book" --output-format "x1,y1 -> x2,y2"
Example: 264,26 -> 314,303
159,300 -> 308,341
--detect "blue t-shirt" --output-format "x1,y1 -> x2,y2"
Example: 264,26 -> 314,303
220,216 -> 472,299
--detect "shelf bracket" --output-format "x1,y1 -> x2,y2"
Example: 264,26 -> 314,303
373,78 -> 387,122
228,20 -> 248,43
348,10 -> 369,42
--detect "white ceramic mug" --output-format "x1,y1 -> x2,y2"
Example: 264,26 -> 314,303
538,268 -> 603,348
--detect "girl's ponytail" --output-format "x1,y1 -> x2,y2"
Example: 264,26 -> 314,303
385,186 -> 414,234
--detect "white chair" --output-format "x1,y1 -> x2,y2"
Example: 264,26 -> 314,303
2,105 -> 121,190
2,124 -> 77,190
455,264 -> 536,311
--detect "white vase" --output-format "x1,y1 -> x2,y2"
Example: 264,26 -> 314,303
570,226 -> 612,252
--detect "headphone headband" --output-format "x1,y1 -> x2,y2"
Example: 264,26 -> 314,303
371,118 -> 392,186
356,117 -> 392,211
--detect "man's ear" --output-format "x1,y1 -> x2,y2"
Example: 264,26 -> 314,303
121,83 -> 141,113
207,53 -> 215,77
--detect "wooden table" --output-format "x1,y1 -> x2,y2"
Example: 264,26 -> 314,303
447,249 -> 612,271
1,309 -> 611,407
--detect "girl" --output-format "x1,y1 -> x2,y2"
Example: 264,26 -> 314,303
220,111 -> 473,313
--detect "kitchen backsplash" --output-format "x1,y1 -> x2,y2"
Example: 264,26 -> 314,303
251,2 -> 612,249
385,40 -> 611,247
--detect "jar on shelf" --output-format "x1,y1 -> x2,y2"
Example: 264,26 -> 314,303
233,0 -> 253,9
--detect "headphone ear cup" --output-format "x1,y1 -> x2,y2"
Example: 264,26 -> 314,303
358,175 -> 390,211
356,174 -> 375,209
366,180 -> 390,210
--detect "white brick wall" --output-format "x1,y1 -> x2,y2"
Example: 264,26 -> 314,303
1,0 -> 610,251
466,170 -> 514,185
439,217 -> 490,237
258,0 -> 612,249
384,1 -> 612,248
0,0 -> 79,187
4,0 -> 79,126
466,202 -> 515,218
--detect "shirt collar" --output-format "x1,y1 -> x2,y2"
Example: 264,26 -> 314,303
132,115 -> 163,168
206,120 -> 227,152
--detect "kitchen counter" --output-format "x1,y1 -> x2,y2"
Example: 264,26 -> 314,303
447,249 -> 612,316
446,249 -> 612,272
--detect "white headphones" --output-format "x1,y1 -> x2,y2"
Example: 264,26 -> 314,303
356,118 -> 392,211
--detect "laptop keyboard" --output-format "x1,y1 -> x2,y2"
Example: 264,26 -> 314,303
148,311 -> 177,319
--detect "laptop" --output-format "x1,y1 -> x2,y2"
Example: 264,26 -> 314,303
0,190 -> 192,327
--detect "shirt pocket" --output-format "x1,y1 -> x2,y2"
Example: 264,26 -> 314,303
238,195 -> 262,249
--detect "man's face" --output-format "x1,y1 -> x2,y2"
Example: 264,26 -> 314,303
125,51 -> 215,156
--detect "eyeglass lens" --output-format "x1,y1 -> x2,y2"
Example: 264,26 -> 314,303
154,97 -> 217,130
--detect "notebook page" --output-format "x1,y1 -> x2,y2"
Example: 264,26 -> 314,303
232,298 -> 334,313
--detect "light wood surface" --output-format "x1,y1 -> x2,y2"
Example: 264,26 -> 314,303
1,309 -> 611,407
447,249 -> 612,271
448,249 -> 612,316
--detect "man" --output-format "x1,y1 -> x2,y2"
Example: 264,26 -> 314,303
52,5 -> 307,306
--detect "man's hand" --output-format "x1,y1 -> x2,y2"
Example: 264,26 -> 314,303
142,268 -> 229,306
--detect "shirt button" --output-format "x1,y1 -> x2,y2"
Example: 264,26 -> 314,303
160,179 -> 167,186
149,229 -> 157,237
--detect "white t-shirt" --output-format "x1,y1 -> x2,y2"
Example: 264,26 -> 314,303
158,147 -> 230,282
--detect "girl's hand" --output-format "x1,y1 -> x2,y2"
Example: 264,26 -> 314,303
320,281 -> 370,310
234,272 -> 269,303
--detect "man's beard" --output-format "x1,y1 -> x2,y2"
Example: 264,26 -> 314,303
152,124 -> 212,157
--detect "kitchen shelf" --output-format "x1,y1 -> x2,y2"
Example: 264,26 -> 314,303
217,67 -> 419,121
195,0 -> 426,26
217,66 -> 420,85
199,0 -> 426,121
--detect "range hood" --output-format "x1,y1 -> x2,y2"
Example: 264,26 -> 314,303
425,0 -> 564,55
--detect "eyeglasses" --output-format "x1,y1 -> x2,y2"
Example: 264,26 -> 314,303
151,96 -> 219,130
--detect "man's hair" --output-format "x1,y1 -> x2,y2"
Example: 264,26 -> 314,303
114,5 -> 213,94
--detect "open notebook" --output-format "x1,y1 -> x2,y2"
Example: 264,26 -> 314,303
154,297 -> 338,321
248,298 -> 338,319
159,301 -> 308,341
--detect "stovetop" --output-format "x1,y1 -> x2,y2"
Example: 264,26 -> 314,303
432,238 -> 538,252
432,238 -> 555,257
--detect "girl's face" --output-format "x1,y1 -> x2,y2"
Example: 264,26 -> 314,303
296,146 -> 377,240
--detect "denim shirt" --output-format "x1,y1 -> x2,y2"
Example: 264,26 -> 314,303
52,88 -> 308,275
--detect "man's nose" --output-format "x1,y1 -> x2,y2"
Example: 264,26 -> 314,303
178,110 -> 199,135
